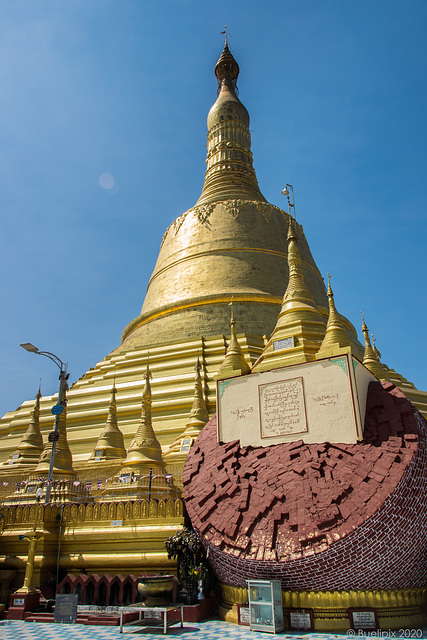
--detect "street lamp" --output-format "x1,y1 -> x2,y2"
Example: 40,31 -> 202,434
20,343 -> 69,504
281,184 -> 296,220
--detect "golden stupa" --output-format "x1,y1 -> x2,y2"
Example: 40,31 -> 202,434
0,39 -> 427,600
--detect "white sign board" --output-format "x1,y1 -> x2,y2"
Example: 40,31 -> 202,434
217,355 -> 376,447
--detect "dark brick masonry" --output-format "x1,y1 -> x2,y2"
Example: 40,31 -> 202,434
183,381 -> 427,590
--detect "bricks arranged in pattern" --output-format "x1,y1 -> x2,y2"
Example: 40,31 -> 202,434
184,381 -> 427,590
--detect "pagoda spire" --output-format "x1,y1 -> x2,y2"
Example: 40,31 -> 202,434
88,383 -> 126,462
371,333 -> 381,360
316,274 -> 352,358
216,300 -> 251,379
121,362 -> 166,471
123,43 -> 329,355
100,362 -> 180,502
361,313 -> 389,380
164,355 -> 210,461
17,385 -> 80,503
252,218 -> 326,371
3,389 -> 44,467
195,41 -> 265,206
187,355 -> 210,426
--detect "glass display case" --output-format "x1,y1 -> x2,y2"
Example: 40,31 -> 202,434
247,579 -> 284,634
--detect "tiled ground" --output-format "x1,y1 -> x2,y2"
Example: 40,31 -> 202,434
0,620 -> 425,640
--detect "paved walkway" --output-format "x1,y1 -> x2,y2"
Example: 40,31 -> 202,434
0,619 -> 425,640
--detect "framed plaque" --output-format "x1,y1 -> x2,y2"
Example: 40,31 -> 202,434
288,608 -> 314,631
259,377 -> 307,439
238,604 -> 250,626
348,608 -> 378,631
273,336 -> 294,351
54,593 -> 78,624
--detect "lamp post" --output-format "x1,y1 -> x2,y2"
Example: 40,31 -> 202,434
17,488 -> 44,594
20,343 -> 68,504
281,183 -> 296,220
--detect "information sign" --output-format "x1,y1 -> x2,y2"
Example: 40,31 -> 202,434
51,404 -> 63,415
54,593 -> 78,624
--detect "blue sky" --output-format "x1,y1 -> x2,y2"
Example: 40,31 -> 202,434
1,0 -> 426,418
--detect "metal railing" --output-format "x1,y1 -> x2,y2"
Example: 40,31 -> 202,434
0,465 -> 184,505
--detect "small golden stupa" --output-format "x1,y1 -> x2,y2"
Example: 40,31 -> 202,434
252,218 -> 328,371
216,301 -> 251,380
88,384 -> 126,463
100,363 -> 179,500
2,389 -> 44,468
316,274 -> 354,359
165,356 -> 210,463
361,312 -> 390,381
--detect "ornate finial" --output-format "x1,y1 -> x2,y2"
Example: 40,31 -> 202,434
216,301 -> 250,379
195,353 -> 202,375
287,216 -> 298,242
196,30 -> 265,206
221,25 -> 228,46
89,379 -> 126,462
371,333 -> 382,360
316,273 -> 352,358
6,387 -> 44,466
283,217 -> 316,307
144,359 -> 153,381
164,354 -> 210,460
188,356 -> 209,424
122,357 -> 165,471
361,314 -> 388,380
142,359 -> 153,402
215,35 -> 239,93
361,312 -> 372,348
252,220 -> 326,371
229,297 -> 235,327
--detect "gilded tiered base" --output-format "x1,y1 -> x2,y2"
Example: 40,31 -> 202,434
0,500 -> 184,592
219,584 -> 427,632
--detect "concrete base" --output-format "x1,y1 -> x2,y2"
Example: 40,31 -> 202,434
7,591 -> 40,620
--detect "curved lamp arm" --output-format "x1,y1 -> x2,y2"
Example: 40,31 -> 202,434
20,343 -> 67,373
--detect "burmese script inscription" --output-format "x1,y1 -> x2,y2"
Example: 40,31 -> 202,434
259,377 -> 307,438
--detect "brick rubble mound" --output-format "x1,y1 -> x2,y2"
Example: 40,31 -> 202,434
183,381 -> 427,590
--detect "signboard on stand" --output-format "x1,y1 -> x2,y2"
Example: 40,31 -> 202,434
348,608 -> 378,631
54,594 -> 78,624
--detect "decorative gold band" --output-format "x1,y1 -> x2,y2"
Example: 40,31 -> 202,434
219,583 -> 427,632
